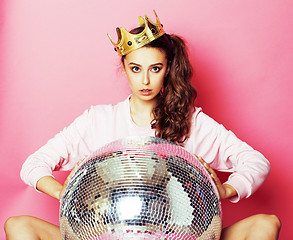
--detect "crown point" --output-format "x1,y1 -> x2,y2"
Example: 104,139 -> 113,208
108,10 -> 165,56
138,16 -> 145,27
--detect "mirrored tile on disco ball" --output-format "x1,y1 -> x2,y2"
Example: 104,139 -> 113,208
60,136 -> 222,240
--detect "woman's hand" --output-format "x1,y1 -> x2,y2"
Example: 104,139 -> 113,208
36,176 -> 63,200
36,159 -> 86,201
195,155 -> 237,200
58,158 -> 85,201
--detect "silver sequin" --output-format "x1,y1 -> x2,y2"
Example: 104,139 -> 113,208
60,136 -> 222,239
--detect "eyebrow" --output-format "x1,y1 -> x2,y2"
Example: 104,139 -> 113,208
128,62 -> 164,67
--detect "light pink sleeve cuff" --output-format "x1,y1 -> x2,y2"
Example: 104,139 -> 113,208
224,174 -> 252,203
23,167 -> 54,193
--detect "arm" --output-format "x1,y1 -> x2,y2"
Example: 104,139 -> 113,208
20,107 -> 96,193
36,176 -> 63,200
196,155 -> 237,200
36,158 -> 84,200
189,109 -> 271,202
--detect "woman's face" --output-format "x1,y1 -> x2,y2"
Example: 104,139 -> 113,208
122,47 -> 169,103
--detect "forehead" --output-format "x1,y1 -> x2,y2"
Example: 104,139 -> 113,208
124,47 -> 167,64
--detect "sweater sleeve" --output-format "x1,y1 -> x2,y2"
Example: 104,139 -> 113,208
188,109 -> 271,203
20,107 -> 96,190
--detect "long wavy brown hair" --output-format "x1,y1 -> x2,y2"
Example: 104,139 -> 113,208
122,30 -> 197,145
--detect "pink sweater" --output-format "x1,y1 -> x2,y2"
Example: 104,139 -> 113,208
21,96 -> 270,203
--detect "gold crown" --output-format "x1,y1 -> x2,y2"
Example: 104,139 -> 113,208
108,10 -> 165,56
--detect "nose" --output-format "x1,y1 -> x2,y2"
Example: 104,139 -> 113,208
142,71 -> 150,85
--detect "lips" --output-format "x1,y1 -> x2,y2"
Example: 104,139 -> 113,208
139,89 -> 152,96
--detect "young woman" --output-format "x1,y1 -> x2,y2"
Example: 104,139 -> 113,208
5,11 -> 281,240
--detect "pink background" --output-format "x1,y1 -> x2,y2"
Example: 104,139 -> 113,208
1,0 -> 292,239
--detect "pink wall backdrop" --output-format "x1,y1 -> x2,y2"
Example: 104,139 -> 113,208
1,0 -> 292,239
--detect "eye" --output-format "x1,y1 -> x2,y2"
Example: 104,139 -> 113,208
151,66 -> 161,73
131,66 -> 141,73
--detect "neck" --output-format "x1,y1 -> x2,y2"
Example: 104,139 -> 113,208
129,95 -> 157,127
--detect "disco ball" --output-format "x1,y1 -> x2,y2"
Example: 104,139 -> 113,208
60,136 -> 222,240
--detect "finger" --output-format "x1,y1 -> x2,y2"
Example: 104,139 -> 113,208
196,156 -> 213,176
196,156 -> 210,171
76,157 -> 85,166
66,157 -> 87,181
195,155 -> 205,166
195,156 -> 225,198
196,156 -> 221,184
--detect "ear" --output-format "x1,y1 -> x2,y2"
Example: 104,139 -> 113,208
165,65 -> 170,77
121,59 -> 127,75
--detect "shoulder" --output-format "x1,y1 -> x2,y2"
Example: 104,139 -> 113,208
87,98 -> 128,117
192,107 -> 203,118
188,107 -> 231,145
191,107 -> 219,128
75,97 -> 129,127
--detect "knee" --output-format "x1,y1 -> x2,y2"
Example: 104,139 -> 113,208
269,214 -> 281,231
257,214 -> 281,230
252,214 -> 281,237
4,216 -> 34,238
4,216 -> 18,235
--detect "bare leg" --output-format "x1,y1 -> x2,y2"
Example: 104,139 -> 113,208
5,214 -> 281,240
4,215 -> 61,240
221,214 -> 281,240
